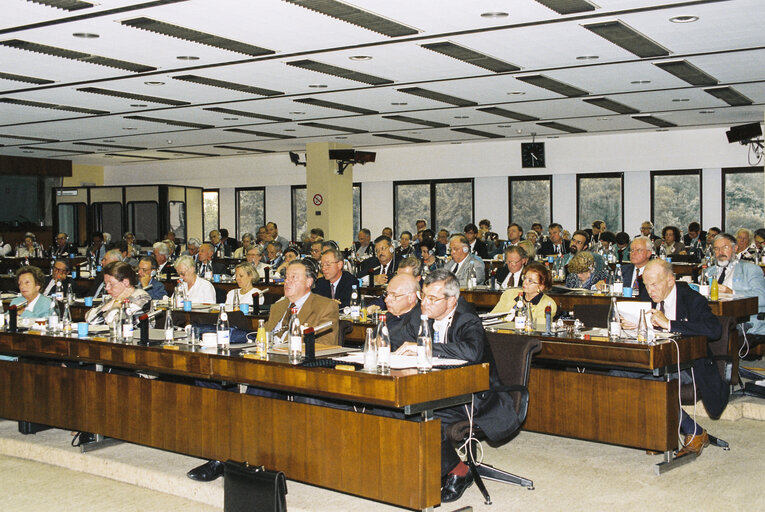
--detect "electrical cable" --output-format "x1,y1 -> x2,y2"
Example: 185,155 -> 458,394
456,395 -> 484,466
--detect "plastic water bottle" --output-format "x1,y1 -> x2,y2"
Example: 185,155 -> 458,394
608,297 -> 621,340
288,307 -> 302,363
376,316 -> 391,374
54,280 -> 64,302
62,302 -> 72,334
699,266 -> 710,297
637,309 -> 648,343
514,297 -> 527,331
416,314 -> 432,373
216,304 -> 230,350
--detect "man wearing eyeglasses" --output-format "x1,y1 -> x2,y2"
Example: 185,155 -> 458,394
42,258 -> 77,299
444,235 -> 485,288
416,269 -> 520,502
314,248 -> 356,309
384,273 -> 422,349
495,245 -> 528,288
621,236 -> 653,295
356,235 -> 399,286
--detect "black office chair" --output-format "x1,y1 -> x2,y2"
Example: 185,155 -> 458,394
445,333 -> 542,504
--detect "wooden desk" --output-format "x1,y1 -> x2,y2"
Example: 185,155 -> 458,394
0,331 -> 488,510
488,328 -> 705,471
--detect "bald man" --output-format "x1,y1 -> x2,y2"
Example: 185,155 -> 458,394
384,273 -> 422,350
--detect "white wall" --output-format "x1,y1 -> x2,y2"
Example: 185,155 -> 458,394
103,125 -> 760,240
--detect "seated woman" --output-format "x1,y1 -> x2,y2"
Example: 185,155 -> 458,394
174,255 -> 216,304
84,261 -> 152,326
655,225 -> 687,256
10,266 -> 52,319
274,246 -> 300,278
490,262 -> 556,327
225,263 -> 266,308
565,252 -> 608,291
15,233 -> 44,258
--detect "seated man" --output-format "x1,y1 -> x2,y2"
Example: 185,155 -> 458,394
629,259 -> 722,457
314,248 -> 356,309
153,241 -> 177,280
352,228 -> 374,259
137,256 -> 168,301
706,234 -> 765,337
396,256 -> 423,283
565,230 -> 605,274
464,223 -> 488,259
538,223 -> 569,257
175,255 -> 216,304
357,235 -> 399,286
51,232 -> 75,258
232,232 -> 255,259
495,245 -> 527,288
196,243 -> 227,279
621,236 -> 653,296
384,273 -> 422,350
444,235 -> 485,287
245,246 -> 269,280
87,249 -> 123,298
41,258 -> 77,300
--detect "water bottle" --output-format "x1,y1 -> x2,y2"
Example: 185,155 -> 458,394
350,285 -> 360,320
699,266 -> 710,297
608,297 -> 620,340
467,261 -> 477,289
288,307 -> 302,363
47,300 -> 59,333
256,319 -> 268,358
376,316 -> 391,374
613,264 -> 624,295
416,314 -> 433,373
231,291 -> 240,312
66,283 -> 75,304
62,301 -> 72,334
514,297 -> 527,331
216,304 -> 230,350
637,309 -> 648,343
363,327 -> 377,371
659,244 -> 667,261
164,308 -> 174,341
121,300 -> 134,341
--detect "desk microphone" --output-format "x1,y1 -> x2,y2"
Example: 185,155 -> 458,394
305,321 -> 333,334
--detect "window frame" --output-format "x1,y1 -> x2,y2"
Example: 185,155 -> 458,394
234,186 -> 266,240
722,166 -> 765,232
508,175 -> 553,228
576,172 -> 625,232
393,178 -> 475,236
89,201 -> 124,240
649,169 -> 702,230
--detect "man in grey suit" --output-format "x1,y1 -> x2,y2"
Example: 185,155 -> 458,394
444,234 -> 485,287
266,221 -> 290,252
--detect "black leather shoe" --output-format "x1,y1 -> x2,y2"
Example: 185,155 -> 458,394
187,460 -> 224,482
441,471 -> 474,503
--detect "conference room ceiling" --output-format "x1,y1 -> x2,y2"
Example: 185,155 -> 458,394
0,0 -> 763,164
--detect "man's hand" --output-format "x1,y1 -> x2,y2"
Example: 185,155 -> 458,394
394,341 -> 417,356
717,284 -> 733,294
373,274 -> 389,286
620,315 -> 637,330
650,309 -> 670,330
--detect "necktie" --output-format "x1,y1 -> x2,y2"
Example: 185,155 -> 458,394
659,300 -> 665,313
277,302 -> 296,336
331,283 -> 336,299
509,273 -> 515,287
717,267 -> 727,285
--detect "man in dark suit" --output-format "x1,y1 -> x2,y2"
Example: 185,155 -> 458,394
352,228 -> 374,259
196,243 -> 227,278
314,248 -> 357,309
683,221 -> 707,250
538,223 -> 570,257
464,223 -> 488,259
219,228 -> 239,256
51,232 -> 76,258
620,236 -> 653,296
152,242 -> 177,280
384,273 -> 422,350
264,260 -> 339,345
41,258 -> 77,299
637,259 -> 722,458
137,256 -> 168,301
357,235 -> 399,286
415,269 -> 519,502
495,245 -> 528,288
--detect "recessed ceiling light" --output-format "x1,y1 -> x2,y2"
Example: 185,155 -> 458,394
699,110 -> 715,114
284,129 -> 296,132
454,115 -> 469,119
103,139 -> 115,142
497,124 -> 512,128
166,139 -> 173,144
516,129 -> 523,134
630,80 -> 651,84
336,136 -> 347,139
122,127 -> 137,130
547,136 -> 559,139
22,150 -> 33,153
73,32 -> 99,38
223,117 -> 238,120
176,55 -> 200,60
349,55 -> 372,61
308,84 -> 328,88
506,91 -> 526,95
597,117 -> 611,121
130,104 -> 147,107
480,12 -> 509,18
576,55 -> 599,60
672,98 -> 690,102
289,111 -> 305,115
144,81 -> 165,86
391,102 -> 408,105
670,15 -> 699,23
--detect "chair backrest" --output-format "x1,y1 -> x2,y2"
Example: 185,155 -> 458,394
573,304 -> 610,329
486,332 -> 542,420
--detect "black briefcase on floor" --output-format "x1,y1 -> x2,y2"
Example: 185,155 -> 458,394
224,460 -> 287,512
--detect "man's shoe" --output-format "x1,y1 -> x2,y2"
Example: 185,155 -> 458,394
676,430 -> 710,458
441,471 -> 474,503
187,460 -> 224,482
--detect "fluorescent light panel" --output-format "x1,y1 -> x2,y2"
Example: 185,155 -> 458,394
224,128 -> 296,139
77,87 -> 189,106
632,115 -> 677,128
213,145 -> 273,153
451,127 -> 504,139
298,121 -> 367,133
373,133 -> 429,143
534,0 -> 596,15
28,0 -> 94,11
0,71 -> 54,85
381,115 -> 449,128
515,75 -> 587,97
283,0 -> 418,37
420,42 -> 520,73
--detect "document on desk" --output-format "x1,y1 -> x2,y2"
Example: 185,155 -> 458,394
333,353 -> 467,369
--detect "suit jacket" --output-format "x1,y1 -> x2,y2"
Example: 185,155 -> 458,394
620,263 -> 647,296
539,239 -> 570,257
42,276 -> 78,299
356,256 -> 398,284
638,281 -> 721,340
444,254 -> 485,287
683,232 -> 707,248
386,303 -> 422,351
352,242 -> 374,258
495,265 -> 525,287
265,293 -> 339,345
141,278 -> 168,301
157,261 -> 177,280
706,261 -> 765,334
469,239 -> 489,259
196,260 -> 227,277
51,243 -> 76,257
432,298 -> 520,441
314,271 -> 357,309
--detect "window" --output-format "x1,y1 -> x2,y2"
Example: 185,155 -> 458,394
723,167 -> 765,232
127,201 -> 158,245
651,170 -> 701,233
56,203 -> 87,246
577,173 -> 623,232
203,189 -> 219,241
394,179 -> 474,236
168,201 -> 186,241
90,202 -> 123,241
291,185 -> 306,243
353,183 -> 362,236
509,176 -> 552,233
236,187 -> 265,240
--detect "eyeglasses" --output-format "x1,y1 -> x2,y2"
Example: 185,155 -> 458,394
383,291 -> 411,301
52,266 -> 68,274
523,277 -> 541,285
421,294 -> 448,304
320,260 -> 341,268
